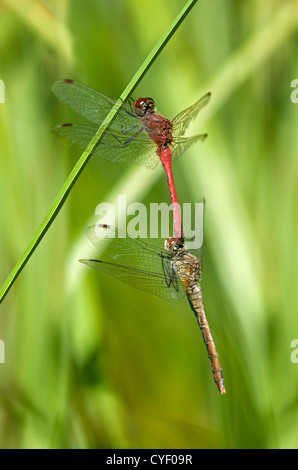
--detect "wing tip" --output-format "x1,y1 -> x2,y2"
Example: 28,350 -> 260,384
52,78 -> 73,94
79,258 -> 103,266
53,123 -> 74,130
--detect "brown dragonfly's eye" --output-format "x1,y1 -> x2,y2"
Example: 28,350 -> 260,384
164,237 -> 184,255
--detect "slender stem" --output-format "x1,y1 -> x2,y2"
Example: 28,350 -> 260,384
0,0 -> 198,305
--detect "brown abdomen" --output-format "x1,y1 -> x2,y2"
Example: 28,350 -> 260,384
186,282 -> 226,395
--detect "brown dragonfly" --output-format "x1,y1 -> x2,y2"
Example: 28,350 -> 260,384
80,223 -> 226,395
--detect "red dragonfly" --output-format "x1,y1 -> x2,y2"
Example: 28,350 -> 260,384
52,79 -> 210,238
80,223 -> 225,395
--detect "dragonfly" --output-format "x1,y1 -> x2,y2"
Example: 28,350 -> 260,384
80,223 -> 226,395
52,79 -> 211,238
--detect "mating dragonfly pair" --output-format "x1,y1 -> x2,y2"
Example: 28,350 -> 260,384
53,79 -> 226,394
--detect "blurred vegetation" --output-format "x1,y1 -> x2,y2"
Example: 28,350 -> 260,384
0,0 -> 298,449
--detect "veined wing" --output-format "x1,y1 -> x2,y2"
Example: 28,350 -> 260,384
171,92 -> 211,136
171,133 -> 208,162
80,259 -> 185,302
52,79 -> 138,132
52,123 -> 160,170
80,224 -> 185,302
86,224 -> 169,271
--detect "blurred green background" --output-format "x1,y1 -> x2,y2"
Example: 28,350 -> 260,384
0,0 -> 298,449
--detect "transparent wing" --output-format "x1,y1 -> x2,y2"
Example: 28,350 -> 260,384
52,80 -> 210,169
86,224 -> 167,270
80,259 -> 185,302
80,224 -> 186,302
171,92 -> 211,136
171,133 -> 208,162
52,123 -> 160,170
52,79 -> 137,130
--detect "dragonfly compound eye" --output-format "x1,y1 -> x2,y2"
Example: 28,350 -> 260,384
134,97 -> 156,117
164,237 -> 184,255
146,98 -> 155,113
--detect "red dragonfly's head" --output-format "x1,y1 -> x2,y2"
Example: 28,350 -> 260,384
134,97 -> 156,118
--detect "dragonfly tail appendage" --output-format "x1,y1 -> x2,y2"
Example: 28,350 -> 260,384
186,282 -> 226,395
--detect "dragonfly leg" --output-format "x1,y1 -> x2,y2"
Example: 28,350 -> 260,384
102,126 -> 144,149
122,97 -> 136,116
119,98 -> 138,121
118,112 -> 141,135
161,254 -> 179,290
